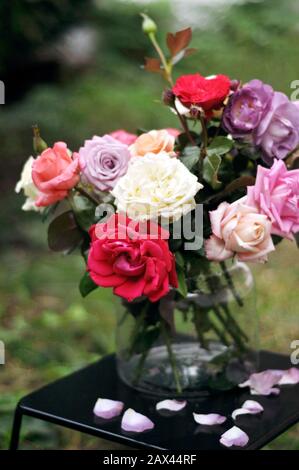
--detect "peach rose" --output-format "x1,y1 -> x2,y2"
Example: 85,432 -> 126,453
129,129 -> 176,157
32,142 -> 80,207
205,198 -> 275,263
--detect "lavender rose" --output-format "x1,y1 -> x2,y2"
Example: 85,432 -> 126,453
255,92 -> 299,163
79,135 -> 131,191
222,79 -> 274,140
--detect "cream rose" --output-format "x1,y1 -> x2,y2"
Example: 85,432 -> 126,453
111,152 -> 202,221
129,129 -> 175,157
15,156 -> 42,211
205,198 -> 275,263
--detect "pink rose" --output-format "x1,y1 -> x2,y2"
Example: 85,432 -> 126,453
205,198 -> 275,263
32,142 -> 80,207
109,129 -> 137,146
246,159 -> 299,239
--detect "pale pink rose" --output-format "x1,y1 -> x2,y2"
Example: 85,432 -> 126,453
165,128 -> 180,138
32,142 -> 80,206
246,159 -> 299,239
109,129 -> 137,146
205,198 -> 275,263
129,129 -> 175,157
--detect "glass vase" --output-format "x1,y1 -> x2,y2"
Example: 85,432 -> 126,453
115,260 -> 259,397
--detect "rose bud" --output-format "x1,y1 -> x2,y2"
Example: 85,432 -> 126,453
230,79 -> 241,92
162,89 -> 175,107
140,13 -> 157,35
32,125 -> 48,155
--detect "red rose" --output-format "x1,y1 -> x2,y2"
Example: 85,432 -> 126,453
87,214 -> 178,302
172,73 -> 230,113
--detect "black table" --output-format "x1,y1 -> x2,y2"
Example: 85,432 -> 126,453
9,351 -> 299,450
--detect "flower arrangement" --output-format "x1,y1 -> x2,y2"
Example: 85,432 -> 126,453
16,15 -> 299,395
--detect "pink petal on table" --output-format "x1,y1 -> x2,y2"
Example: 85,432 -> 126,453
193,413 -> 227,425
121,408 -> 154,433
156,399 -> 187,412
93,398 -> 124,419
239,370 -> 283,395
220,426 -> 249,448
278,368 -> 299,385
232,400 -> 264,420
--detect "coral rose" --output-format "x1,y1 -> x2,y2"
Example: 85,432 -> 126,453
32,142 -> 80,207
205,198 -> 275,263
129,129 -> 176,157
87,214 -> 178,302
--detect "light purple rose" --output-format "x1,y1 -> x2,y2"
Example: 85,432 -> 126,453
222,79 -> 274,139
255,92 -> 299,163
79,135 -> 131,191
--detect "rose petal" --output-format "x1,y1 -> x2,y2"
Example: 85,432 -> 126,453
121,408 -> 155,433
193,413 -> 227,425
156,399 -> 187,412
220,426 -> 249,448
232,400 -> 264,420
239,369 -> 283,395
93,398 -> 124,419
278,368 -> 299,385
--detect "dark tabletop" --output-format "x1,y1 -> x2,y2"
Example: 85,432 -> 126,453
18,351 -> 299,450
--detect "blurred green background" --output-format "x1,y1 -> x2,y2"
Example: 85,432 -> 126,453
0,0 -> 299,450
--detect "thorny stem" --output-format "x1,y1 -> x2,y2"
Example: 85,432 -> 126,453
173,102 -> 196,146
75,186 -> 99,206
199,114 -> 208,157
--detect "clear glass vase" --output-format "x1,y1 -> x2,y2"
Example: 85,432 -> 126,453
115,260 -> 259,397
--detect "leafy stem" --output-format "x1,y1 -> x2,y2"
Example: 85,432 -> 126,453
148,32 -> 173,86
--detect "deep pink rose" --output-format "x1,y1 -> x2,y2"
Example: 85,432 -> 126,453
205,198 -> 275,263
32,142 -> 80,207
87,214 -> 178,302
246,159 -> 299,239
109,130 -> 137,146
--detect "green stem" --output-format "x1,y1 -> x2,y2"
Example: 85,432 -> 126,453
133,349 -> 149,386
161,321 -> 182,394
75,186 -> 99,206
220,261 -> 244,307
207,311 -> 230,346
199,114 -> 208,158
148,32 -> 173,85
173,102 -> 196,145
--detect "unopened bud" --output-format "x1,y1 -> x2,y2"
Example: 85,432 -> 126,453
230,79 -> 240,92
162,89 -> 175,106
140,13 -> 157,35
32,125 -> 48,155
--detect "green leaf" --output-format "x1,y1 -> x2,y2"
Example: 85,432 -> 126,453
132,325 -> 160,354
79,271 -> 98,297
203,153 -> 222,190
175,251 -> 185,269
176,265 -> 188,297
180,146 -> 199,171
71,194 -> 95,231
207,136 -> 233,156
294,232 -> 299,249
47,211 -> 82,252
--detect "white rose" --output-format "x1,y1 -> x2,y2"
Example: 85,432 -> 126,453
15,156 -> 41,211
111,152 -> 203,221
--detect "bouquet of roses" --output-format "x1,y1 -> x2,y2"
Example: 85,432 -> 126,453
16,15 -> 299,393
